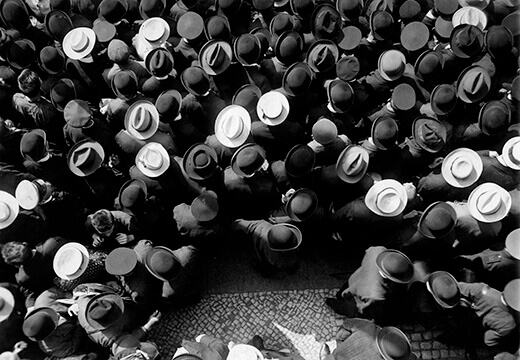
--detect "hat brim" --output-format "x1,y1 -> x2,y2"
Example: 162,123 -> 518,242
257,91 -> 290,126
467,182 -> 512,223
136,142 -> 171,178
199,40 -> 232,76
23,307 -> 59,341
124,101 -> 160,140
62,27 -> 96,60
144,246 -> 181,281
139,17 -> 171,44
215,105 -> 252,148
441,147 -> 483,188
412,116 -> 447,153
0,191 -> 19,230
230,143 -> 266,177
365,179 -> 407,217
426,271 -> 460,308
67,139 -> 105,177
336,145 -> 369,184
375,250 -> 414,283
376,327 -> 412,360
502,136 -> 520,170
418,201 -> 457,238
117,178 -> 148,210
286,188 -> 318,222
6,39 -> 35,70
53,242 -> 90,280
0,286 -> 14,322
84,292 -> 124,330
183,143 -> 219,180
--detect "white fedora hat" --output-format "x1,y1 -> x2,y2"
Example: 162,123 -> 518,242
0,286 -> 15,322
15,179 -> 53,210
124,100 -> 159,140
505,228 -> 520,260
452,7 -> 487,30
0,191 -> 19,230
139,17 -> 170,44
441,148 -> 483,188
335,145 -> 369,184
468,182 -> 511,223
214,104 -> 251,148
365,179 -> 408,217
256,91 -> 290,126
502,136 -> 520,170
53,242 -> 90,280
227,344 -> 265,360
62,27 -> 96,60
136,142 -> 170,178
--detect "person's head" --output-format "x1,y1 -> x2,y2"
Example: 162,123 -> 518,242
1,241 -> 32,265
17,69 -> 40,98
90,209 -> 114,236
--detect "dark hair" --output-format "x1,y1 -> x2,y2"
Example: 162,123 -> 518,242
91,209 -> 114,233
17,69 -> 41,97
1,241 -> 31,265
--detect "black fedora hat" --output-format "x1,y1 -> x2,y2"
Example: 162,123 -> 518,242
0,0 -> 30,31
23,308 -> 59,341
50,78 -> 77,112
337,0 -> 361,21
234,33 -> 262,66
290,0 -> 315,20
232,84 -> 262,114
413,116 -> 447,153
274,30 -> 303,66
84,292 -> 124,330
252,0 -> 274,10
230,143 -> 267,177
434,0 -> 458,17
145,47 -> 174,79
370,10 -> 394,41
218,0 -> 242,17
204,15 -> 231,41
311,3 -> 342,41
45,9 -> 73,42
181,66 -> 210,96
418,201 -> 456,238
191,191 -> 219,222
98,0 -> 127,24
269,13 -> 296,38
118,178 -> 147,210
155,89 -> 182,120
478,100 -> 511,136
6,39 -> 35,70
485,25 -> 513,59
111,70 -> 138,100
39,46 -> 66,75
305,39 -> 339,73
414,49 -> 444,83
372,116 -> 398,150
430,84 -> 457,115
336,55 -> 360,81
450,24 -> 484,59
456,65 -> 490,104
327,79 -> 354,113
283,62 -> 313,96
250,27 -> 271,57
286,188 -> 318,222
139,0 -> 166,19
285,144 -> 315,177
183,142 -> 219,180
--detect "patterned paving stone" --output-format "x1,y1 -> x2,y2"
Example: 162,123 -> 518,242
147,288 -> 497,360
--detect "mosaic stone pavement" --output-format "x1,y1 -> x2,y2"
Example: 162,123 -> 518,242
147,288 -> 495,360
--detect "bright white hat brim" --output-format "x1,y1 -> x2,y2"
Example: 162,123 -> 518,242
53,242 -> 90,280
0,191 -> 19,230
62,27 -> 96,60
365,179 -> 408,217
441,148 -> 483,188
468,182 -> 511,223
215,105 -> 252,148
135,142 -> 171,178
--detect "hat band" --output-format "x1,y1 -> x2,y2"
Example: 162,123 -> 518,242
376,188 -> 400,214
476,191 -> 502,215
508,145 -> 520,165
0,202 -> 11,222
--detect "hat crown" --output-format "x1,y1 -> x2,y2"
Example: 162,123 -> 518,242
143,19 -> 166,41
313,118 -> 337,144
381,52 -> 405,77
24,311 -> 56,340
432,274 -> 459,303
0,202 -> 11,221
207,43 -> 226,68
114,71 -> 137,97
380,331 -> 410,359
476,190 -> 502,215
343,151 -> 364,175
150,250 -> 180,279
263,98 -> 282,119
73,147 -> 96,170
132,107 -> 152,132
0,297 -> 4,310
144,148 -> 164,170
150,50 -> 172,75
21,131 -> 46,161
236,147 -> 263,175
291,193 -> 314,217
57,247 -> 83,275
156,92 -> 181,117
268,225 -> 297,249
121,185 -> 145,208
223,114 -> 244,138
70,30 -> 90,52
193,150 -> 210,168
451,156 -> 473,179
376,187 -> 401,214
434,86 -> 456,108
419,123 -> 442,145
89,299 -> 115,320
424,207 -> 454,233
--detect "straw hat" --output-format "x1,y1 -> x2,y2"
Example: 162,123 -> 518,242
124,100 -> 159,140
62,27 -> 96,60
67,139 -> 105,177
256,91 -> 290,126
214,105 -> 251,148
135,142 -> 170,178
426,271 -> 460,308
0,191 -> 19,230
365,179 -> 407,217
502,136 -> 520,170
505,228 -> 520,260
376,327 -> 412,360
336,145 -> 369,184
198,40 -> 232,76
467,183 -> 511,223
53,242 -> 89,280
23,307 -> 59,341
441,148 -> 482,188
0,286 -> 14,322
15,179 -> 53,210
139,17 -> 170,44
227,344 -> 265,360
375,249 -> 414,283
84,292 -> 124,330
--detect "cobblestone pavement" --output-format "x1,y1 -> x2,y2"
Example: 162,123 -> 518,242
148,288 -> 495,360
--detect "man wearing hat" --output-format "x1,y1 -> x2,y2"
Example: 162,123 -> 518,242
0,283 -> 27,353
103,39 -> 150,89
141,47 -> 185,99
326,247 -> 414,323
307,118 -> 351,166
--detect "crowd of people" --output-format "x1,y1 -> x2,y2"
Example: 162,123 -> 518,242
0,0 -> 518,357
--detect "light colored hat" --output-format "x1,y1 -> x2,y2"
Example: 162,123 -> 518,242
0,191 -> 19,230
256,91 -> 290,126
227,344 -> 265,360
468,183 -> 511,223
214,105 -> 251,148
199,40 -> 232,76
0,286 -> 14,322
441,148 -> 483,188
135,142 -> 170,178
365,179 -> 408,217
139,17 -> 170,44
505,228 -> 520,260
124,100 -> 159,140
53,242 -> 89,280
378,49 -> 406,82
503,279 -> 520,312
67,139 -> 105,177
502,136 -> 520,170
62,27 -> 96,60
452,7 -> 487,30
336,145 -> 369,184
15,179 -> 53,210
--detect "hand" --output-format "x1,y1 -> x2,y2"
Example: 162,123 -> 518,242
92,234 -> 104,247
115,233 -> 131,244
146,310 -> 162,327
403,182 -> 416,200
281,188 -> 295,204
419,103 -> 436,118
13,341 -> 27,354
